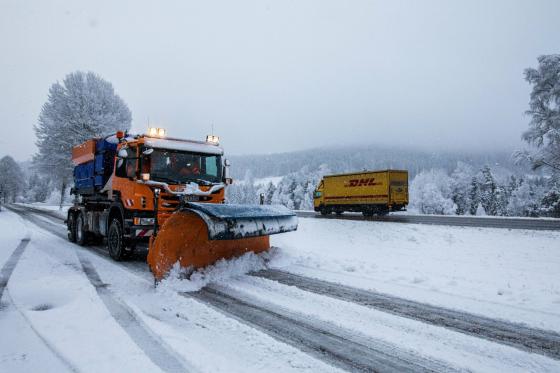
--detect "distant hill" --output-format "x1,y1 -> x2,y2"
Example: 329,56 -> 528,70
229,144 -> 523,180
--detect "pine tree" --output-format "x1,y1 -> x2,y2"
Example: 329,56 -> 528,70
264,182 -> 276,204
468,177 -> 479,215
479,166 -> 498,215
517,55 -> 560,175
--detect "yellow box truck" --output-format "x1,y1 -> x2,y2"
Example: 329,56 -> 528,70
313,170 -> 408,216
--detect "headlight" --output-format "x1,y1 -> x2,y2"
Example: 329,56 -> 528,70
134,217 -> 155,225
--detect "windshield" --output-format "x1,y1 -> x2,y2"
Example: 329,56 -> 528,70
143,148 -> 222,184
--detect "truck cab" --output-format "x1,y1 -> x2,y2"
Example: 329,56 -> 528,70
68,130 -> 230,260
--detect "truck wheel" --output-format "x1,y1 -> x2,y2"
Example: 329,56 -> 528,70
107,219 -> 126,261
76,213 -> 88,246
320,208 -> 329,216
67,213 -> 77,243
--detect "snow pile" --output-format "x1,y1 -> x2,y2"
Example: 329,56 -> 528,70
158,248 -> 279,292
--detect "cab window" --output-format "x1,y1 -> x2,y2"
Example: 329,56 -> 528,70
115,147 -> 137,178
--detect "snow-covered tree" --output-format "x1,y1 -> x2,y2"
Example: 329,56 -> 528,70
25,172 -> 51,203
516,55 -> 560,175
479,166 -> 498,215
34,71 -> 132,208
507,179 -> 543,217
0,156 -> 25,203
263,182 -> 276,204
450,162 -> 474,215
541,189 -> 560,217
410,169 -> 456,215
468,177 -> 480,215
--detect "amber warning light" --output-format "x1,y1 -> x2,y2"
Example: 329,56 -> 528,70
206,135 -> 220,145
148,127 -> 166,137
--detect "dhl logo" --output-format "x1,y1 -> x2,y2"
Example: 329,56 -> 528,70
345,178 -> 381,187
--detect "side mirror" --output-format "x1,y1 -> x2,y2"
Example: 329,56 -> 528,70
224,159 -> 231,167
225,178 -> 233,185
118,148 -> 128,158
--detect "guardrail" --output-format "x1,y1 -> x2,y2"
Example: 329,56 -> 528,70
295,211 -> 560,231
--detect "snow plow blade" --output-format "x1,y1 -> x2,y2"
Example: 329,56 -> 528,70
147,203 -> 298,280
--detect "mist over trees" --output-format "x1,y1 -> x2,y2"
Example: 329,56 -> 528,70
33,71 -> 131,207
10,57 -> 560,218
227,55 -> 560,218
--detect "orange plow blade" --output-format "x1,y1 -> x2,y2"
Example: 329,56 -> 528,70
147,203 -> 298,281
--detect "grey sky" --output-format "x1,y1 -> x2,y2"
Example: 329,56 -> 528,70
1,0 -> 559,161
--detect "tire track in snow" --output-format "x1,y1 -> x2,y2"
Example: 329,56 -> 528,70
253,269 -> 560,360
1,236 -> 78,372
0,238 -> 30,302
76,253 -> 188,373
186,286 -> 457,373
8,205 -> 189,373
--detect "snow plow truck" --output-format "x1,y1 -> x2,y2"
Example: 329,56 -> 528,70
67,129 -> 297,280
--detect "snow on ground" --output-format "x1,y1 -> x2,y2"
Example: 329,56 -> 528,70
2,219 -> 161,372
2,207 -> 560,372
0,209 -> 29,267
271,218 -> 560,331
221,276 -> 560,372
0,210 -> 340,372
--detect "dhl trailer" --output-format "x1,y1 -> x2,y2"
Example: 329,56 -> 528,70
67,129 -> 297,280
313,170 -> 408,216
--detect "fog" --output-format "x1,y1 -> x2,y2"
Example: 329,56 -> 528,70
1,0 -> 559,161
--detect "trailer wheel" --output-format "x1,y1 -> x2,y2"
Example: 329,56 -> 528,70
335,210 -> 343,216
107,219 -> 126,261
362,210 -> 374,217
67,213 -> 77,243
76,213 -> 88,246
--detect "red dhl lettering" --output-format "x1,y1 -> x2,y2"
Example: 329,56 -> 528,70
344,178 -> 380,187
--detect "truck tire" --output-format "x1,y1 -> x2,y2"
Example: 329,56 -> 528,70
107,219 -> 126,261
76,213 -> 88,246
67,213 -> 77,243
362,209 -> 374,217
320,207 -> 329,216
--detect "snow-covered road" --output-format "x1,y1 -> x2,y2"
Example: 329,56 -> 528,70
1,205 -> 560,372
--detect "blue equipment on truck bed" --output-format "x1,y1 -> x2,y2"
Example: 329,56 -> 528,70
72,137 -> 117,195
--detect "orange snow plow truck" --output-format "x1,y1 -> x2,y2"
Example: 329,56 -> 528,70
67,129 -> 297,280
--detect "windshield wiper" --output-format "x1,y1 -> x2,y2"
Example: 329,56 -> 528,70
152,176 -> 181,184
184,177 -> 215,186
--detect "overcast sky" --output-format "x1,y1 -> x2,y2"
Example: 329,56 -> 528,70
1,0 -> 559,161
